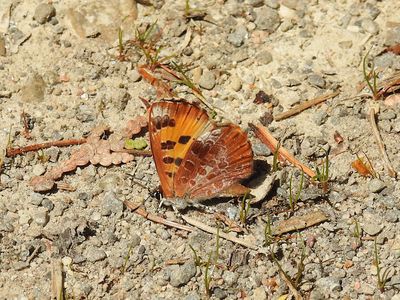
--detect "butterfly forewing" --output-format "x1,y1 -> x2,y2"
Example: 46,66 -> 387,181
174,124 -> 253,200
149,101 -> 211,197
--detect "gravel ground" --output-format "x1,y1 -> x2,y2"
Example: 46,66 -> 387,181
0,0 -> 400,299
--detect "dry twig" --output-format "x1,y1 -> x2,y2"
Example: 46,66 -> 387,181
279,270 -> 303,300
274,91 -> 340,121
51,259 -> 64,300
181,215 -> 258,250
368,103 -> 397,178
6,138 -> 86,157
250,123 -> 316,178
124,200 -> 194,232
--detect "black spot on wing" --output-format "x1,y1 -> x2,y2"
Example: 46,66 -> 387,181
163,156 -> 174,164
178,135 -> 191,144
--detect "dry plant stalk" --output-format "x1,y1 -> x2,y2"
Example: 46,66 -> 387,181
124,200 -> 194,232
51,259 -> 63,300
273,91 -> 340,121
279,269 -> 304,300
368,103 -> 397,178
250,123 -> 316,178
6,138 -> 86,157
181,215 -> 258,250
273,210 -> 329,235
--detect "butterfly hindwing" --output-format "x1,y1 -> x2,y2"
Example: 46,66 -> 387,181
149,100 -> 212,198
174,124 -> 253,200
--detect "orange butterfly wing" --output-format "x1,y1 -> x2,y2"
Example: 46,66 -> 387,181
149,100 -> 253,200
149,100 -> 211,198
174,124 -> 253,200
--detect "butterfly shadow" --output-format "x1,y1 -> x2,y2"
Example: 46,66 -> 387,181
245,159 -> 277,206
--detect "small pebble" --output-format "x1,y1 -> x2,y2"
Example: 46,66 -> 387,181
362,212 -> 383,236
33,209 -> 49,226
213,287 -> 227,299
169,261 -> 197,287
315,276 -> 342,293
252,286 -> 267,300
254,7 -> 280,33
227,25 -> 248,47
29,193 -> 44,206
368,178 -> 386,193
229,75 -> 242,92
101,191 -> 123,216
182,46 -> 193,56
307,74 -> 326,88
361,18 -> 379,35
313,110 -> 328,125
255,50 -> 273,65
265,0 -> 280,9
32,164 -> 46,176
129,69 -> 141,82
91,211 -> 102,221
199,69 -> 216,90
62,256 -> 73,266
34,3 -> 56,24
85,248 -> 107,262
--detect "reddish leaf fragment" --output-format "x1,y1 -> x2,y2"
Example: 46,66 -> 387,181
385,43 -> 400,55
351,158 -> 374,177
333,131 -> 344,144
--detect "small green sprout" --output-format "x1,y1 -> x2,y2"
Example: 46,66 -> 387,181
204,252 -> 212,298
374,238 -> 390,292
288,170 -> 304,211
363,50 -> 380,101
272,141 -> 281,172
239,194 -> 251,225
189,245 -> 201,267
313,147 -> 330,193
264,215 -> 274,247
189,227 -> 221,299
352,218 -> 361,239
294,239 -> 307,288
121,243 -> 134,274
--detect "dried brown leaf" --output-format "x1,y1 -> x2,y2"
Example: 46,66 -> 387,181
30,121 -> 139,192
384,94 -> 400,107
273,210 -> 329,235
385,43 -> 400,55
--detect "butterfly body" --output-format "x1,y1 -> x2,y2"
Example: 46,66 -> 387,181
149,100 -> 253,201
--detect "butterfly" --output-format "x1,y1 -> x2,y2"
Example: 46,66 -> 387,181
148,100 -> 253,201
